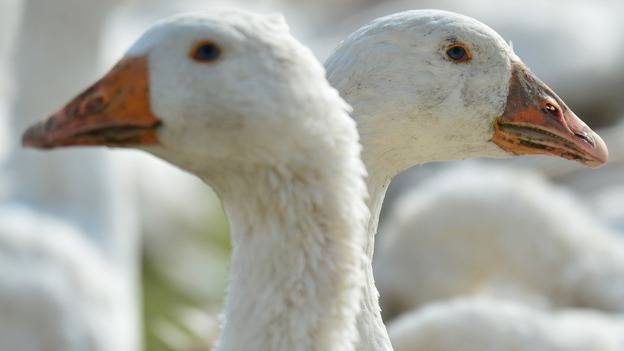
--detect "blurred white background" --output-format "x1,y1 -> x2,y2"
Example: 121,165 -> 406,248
0,1 -> 622,350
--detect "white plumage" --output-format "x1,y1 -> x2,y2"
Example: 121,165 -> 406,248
376,165 -> 624,319
325,9 -> 606,351
17,7 -> 611,351
0,205 -> 130,351
25,10 -> 370,351
314,0 -> 624,127
388,299 -> 624,351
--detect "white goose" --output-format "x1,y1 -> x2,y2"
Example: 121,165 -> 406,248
24,10 -> 369,351
0,205 -> 128,351
1,1 -> 139,350
388,298 -> 624,351
25,9 -> 609,351
324,10 -> 607,350
375,164 -> 624,320
313,0 -> 624,128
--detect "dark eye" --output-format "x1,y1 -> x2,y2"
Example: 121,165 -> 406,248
446,45 -> 471,63
190,41 -> 222,62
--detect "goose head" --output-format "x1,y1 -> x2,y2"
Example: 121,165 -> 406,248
326,10 -> 608,174
22,11 -> 352,178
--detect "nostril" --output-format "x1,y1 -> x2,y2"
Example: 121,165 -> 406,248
84,96 -> 107,114
44,117 -> 55,131
542,102 -> 560,116
574,130 -> 595,147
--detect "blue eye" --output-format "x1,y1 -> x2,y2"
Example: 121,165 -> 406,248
446,45 -> 471,63
191,41 -> 222,62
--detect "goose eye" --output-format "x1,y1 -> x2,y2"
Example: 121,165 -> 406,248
191,41 -> 222,62
446,45 -> 471,63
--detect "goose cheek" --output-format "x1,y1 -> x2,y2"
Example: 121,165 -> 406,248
492,61 -> 608,168
22,56 -> 161,149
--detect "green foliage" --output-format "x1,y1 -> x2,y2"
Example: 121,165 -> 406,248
142,198 -> 231,351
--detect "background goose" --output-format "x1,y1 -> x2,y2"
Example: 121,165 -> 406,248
7,0 -> 136,248
388,298 -> 624,351
23,10 -> 369,351
0,1 -> 140,350
504,121 -> 624,233
0,205 -> 130,351
375,165 -> 624,320
324,9 -> 607,351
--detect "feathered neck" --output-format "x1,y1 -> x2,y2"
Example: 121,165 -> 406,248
351,170 -> 395,351
194,135 -> 369,351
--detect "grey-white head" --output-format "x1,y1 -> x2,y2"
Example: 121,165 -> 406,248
23,10 -> 356,178
326,10 -> 607,175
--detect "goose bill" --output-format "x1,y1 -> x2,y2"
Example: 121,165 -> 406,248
492,61 -> 608,168
22,56 -> 161,149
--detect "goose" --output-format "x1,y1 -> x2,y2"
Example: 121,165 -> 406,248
388,298 -> 624,351
24,8 -> 609,351
312,0 -> 624,128
374,164 -> 624,321
0,204 -> 131,351
23,10 -> 370,351
324,9 -> 607,350
0,1 -> 140,350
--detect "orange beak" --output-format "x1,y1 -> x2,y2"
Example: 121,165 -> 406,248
492,60 -> 608,168
22,56 -> 161,149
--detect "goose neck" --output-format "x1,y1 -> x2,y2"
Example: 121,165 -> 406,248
353,171 -> 394,351
206,159 -> 368,351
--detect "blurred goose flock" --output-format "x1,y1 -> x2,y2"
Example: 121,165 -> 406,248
1,1 -> 622,351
